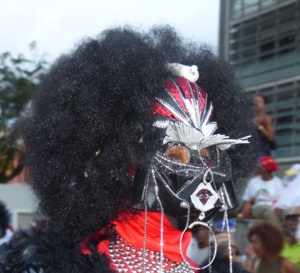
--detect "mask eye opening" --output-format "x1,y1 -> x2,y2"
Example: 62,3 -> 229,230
164,142 -> 190,164
198,146 -> 221,168
162,141 -> 186,150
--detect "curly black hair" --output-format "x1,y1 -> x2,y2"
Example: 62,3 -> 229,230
15,25 -> 256,240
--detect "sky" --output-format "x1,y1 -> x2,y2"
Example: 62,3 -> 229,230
1,0 -> 220,63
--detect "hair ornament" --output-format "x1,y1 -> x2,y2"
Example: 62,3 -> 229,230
167,63 -> 199,83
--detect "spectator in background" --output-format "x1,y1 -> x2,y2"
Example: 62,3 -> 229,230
241,156 -> 283,225
282,164 -> 300,187
253,94 -> 275,157
199,232 -> 249,273
0,201 -> 13,246
187,225 -> 210,266
215,232 -> 245,266
275,164 -> 300,212
282,207 -> 300,271
245,221 -> 299,273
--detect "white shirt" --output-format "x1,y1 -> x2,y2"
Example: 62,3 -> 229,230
242,175 -> 283,208
187,236 -> 209,265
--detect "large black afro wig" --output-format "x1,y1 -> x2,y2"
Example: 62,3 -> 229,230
16,26 -> 256,240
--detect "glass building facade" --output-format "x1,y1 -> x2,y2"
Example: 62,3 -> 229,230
219,0 -> 300,165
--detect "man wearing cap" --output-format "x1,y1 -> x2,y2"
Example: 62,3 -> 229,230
242,156 -> 284,225
282,207 -> 300,271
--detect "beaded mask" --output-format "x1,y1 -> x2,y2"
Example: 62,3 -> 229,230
132,64 -> 250,230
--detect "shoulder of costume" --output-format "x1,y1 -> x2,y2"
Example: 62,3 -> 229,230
0,226 -> 116,273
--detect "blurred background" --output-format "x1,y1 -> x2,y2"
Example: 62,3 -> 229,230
220,0 -> 300,172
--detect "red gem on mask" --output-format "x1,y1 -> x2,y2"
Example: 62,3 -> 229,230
196,189 -> 212,205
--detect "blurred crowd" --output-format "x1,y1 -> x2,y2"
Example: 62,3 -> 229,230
231,94 -> 300,272
183,92 -> 300,272
186,158 -> 300,272
238,160 -> 300,273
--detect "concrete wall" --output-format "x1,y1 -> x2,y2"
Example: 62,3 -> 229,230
0,184 -> 38,230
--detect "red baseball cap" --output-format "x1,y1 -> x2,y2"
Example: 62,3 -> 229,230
259,156 -> 278,172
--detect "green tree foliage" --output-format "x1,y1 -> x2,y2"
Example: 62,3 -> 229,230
0,49 -> 48,183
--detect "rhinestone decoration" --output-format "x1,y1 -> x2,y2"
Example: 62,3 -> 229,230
190,170 -> 220,215
156,82 -> 250,152
108,235 -> 194,273
180,221 -> 217,271
219,186 -> 233,273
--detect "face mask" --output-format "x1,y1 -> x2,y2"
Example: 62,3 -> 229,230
132,74 -> 249,229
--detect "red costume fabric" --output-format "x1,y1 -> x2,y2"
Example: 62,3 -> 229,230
113,211 -> 192,263
152,77 -> 207,120
81,212 -> 197,271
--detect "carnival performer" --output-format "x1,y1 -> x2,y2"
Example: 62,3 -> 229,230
0,26 -> 256,273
